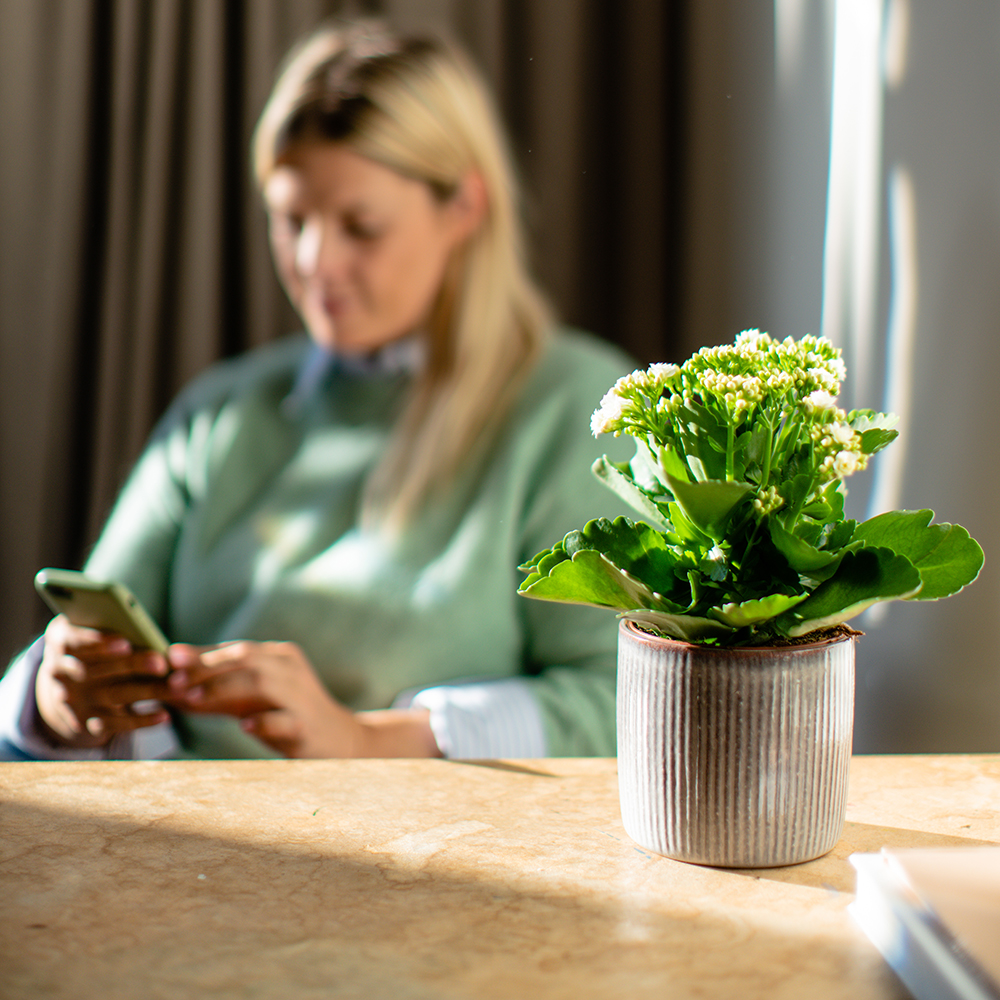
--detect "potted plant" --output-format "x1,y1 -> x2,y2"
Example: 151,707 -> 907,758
518,330 -> 983,867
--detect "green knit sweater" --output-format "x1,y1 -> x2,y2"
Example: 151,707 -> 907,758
80,328 -> 634,758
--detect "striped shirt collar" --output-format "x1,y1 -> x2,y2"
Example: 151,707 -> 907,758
282,334 -> 427,417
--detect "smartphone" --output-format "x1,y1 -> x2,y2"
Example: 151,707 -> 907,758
34,568 -> 169,653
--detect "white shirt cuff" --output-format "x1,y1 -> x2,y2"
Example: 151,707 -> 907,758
397,678 -> 548,759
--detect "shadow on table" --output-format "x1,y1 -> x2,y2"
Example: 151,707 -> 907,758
0,794 -> 907,1000
450,758 -> 562,778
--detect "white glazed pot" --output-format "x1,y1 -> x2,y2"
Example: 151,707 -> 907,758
616,619 -> 856,868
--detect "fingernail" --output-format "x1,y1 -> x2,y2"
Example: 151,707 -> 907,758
168,670 -> 188,690
186,686 -> 204,704
167,647 -> 198,669
146,653 -> 166,674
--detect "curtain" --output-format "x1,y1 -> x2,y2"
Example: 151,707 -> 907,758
0,0 -> 687,661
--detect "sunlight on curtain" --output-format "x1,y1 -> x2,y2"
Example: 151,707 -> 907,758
819,0 -> 886,408
866,0 -> 915,523
819,0 -> 917,522
774,0 -> 809,92
819,0 -> 918,623
868,164 -> 917,520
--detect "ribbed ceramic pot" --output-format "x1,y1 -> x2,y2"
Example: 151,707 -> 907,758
617,619 -> 856,868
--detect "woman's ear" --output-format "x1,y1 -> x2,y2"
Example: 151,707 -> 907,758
449,170 -> 488,239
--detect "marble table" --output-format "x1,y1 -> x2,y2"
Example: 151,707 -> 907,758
2,754 -> 998,999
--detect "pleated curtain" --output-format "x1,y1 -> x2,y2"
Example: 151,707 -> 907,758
0,0 -> 687,658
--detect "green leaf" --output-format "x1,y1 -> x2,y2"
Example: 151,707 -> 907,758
851,509 -> 984,600
667,501 -> 710,546
517,549 -> 641,609
823,517 -> 856,551
849,409 -> 899,431
848,410 -> 900,456
775,547 -> 923,637
744,422 -> 769,465
769,520 -> 841,573
795,519 -> 825,547
591,456 -> 669,529
779,473 -> 814,516
707,593 -> 809,627
656,443 -> 691,485
664,474 -> 753,541
859,428 -> 899,455
619,609 -> 733,643
672,398 -> 729,480
699,544 -> 728,582
563,517 -> 674,572
518,517 -> 682,611
801,480 -> 846,524
518,539 -> 566,575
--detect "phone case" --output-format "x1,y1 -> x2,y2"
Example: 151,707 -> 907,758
34,568 -> 169,652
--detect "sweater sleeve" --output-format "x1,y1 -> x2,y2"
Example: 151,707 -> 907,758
81,415 -> 194,626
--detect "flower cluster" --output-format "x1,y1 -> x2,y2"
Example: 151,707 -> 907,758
810,412 -> 868,484
593,330 -> 849,443
590,363 -> 679,437
590,330 -> 869,511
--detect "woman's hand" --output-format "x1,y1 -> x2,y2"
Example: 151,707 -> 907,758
166,640 -> 442,759
35,615 -> 172,748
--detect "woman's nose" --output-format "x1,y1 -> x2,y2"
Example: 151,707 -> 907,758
295,220 -> 349,281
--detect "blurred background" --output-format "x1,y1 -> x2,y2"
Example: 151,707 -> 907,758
1,0 -> 998,754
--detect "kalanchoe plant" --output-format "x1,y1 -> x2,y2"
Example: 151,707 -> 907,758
518,330 -> 984,645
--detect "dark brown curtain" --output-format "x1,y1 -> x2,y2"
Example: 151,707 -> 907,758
0,0 -> 687,663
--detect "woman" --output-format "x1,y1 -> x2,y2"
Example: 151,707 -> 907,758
0,20 -> 632,761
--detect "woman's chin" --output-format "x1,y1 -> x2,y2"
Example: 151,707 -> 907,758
305,321 -> 412,358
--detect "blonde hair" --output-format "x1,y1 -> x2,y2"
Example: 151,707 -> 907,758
253,20 -> 552,529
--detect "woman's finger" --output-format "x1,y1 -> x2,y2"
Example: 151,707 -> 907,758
172,663 -> 275,716
83,702 -> 171,737
48,616 -> 133,661
76,674 -> 173,712
53,648 -> 169,684
169,641 -> 305,715
51,656 -> 172,737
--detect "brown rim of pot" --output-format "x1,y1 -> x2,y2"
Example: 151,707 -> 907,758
619,618 -> 862,655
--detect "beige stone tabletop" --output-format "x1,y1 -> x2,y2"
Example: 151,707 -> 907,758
1,754 -> 998,999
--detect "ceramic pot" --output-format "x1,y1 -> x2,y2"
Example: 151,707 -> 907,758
616,619 -> 856,868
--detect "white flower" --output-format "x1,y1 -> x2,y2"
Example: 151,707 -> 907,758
702,544 -> 728,582
803,390 -> 836,415
833,450 -> 859,477
647,362 -> 679,382
591,389 -> 626,437
830,422 -> 854,446
734,329 -> 771,355
612,363 -> 679,399
612,370 -> 644,393
807,366 -> 840,394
